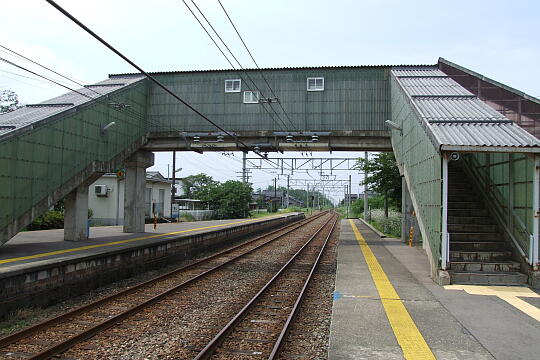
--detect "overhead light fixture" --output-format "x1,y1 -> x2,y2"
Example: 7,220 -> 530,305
100,121 -> 116,135
253,145 -> 260,152
385,120 -> 403,135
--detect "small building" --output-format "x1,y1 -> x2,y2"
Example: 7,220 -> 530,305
89,171 -> 172,225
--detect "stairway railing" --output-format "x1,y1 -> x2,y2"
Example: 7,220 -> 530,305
461,154 -> 532,264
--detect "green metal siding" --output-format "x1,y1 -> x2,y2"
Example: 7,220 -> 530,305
0,81 -> 148,232
146,68 -> 390,133
390,74 -> 442,265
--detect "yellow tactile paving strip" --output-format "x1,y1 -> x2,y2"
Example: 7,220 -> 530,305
445,285 -> 540,322
349,219 -> 435,360
0,216 -> 281,266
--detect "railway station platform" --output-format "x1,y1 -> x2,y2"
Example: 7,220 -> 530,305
0,213 -> 303,317
329,219 -> 540,360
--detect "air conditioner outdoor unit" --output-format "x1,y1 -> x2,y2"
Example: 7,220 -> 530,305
95,185 -> 108,197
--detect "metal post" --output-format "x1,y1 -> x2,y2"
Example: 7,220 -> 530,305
509,153 -> 514,233
306,184 -> 309,210
345,185 -> 349,218
242,151 -> 247,183
348,174 -> 352,216
532,155 -> 539,269
171,151 -> 176,219
364,151 -> 369,221
286,175 -> 290,208
441,153 -> 449,270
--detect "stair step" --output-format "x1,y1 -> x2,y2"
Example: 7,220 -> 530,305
448,194 -> 480,202
449,201 -> 484,209
448,224 -> 497,232
449,250 -> 513,262
450,241 -> 508,252
448,216 -> 494,225
448,209 -> 490,217
450,261 -> 520,272
450,271 -> 528,285
450,232 -> 501,242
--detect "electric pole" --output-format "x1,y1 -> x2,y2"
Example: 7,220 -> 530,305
171,151 -> 176,219
242,151 -> 247,183
286,175 -> 290,208
364,151 -> 370,221
348,174 -> 352,217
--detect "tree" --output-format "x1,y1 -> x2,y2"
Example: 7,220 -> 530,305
0,90 -> 21,114
180,173 -> 217,199
356,152 -> 402,217
199,180 -> 253,219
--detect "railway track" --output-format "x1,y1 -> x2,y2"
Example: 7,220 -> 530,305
0,212 -> 329,360
194,212 -> 339,360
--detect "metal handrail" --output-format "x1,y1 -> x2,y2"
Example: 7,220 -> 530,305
462,154 -> 531,261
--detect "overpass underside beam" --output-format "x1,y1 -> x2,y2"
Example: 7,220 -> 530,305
142,132 -> 392,153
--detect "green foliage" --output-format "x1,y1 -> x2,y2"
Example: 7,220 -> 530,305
199,180 -> 253,219
0,90 -> 21,114
368,209 -> 402,238
179,213 -> 195,222
180,173 -> 217,199
266,185 -> 333,207
356,152 -> 402,208
350,195 -> 392,216
26,210 -> 64,230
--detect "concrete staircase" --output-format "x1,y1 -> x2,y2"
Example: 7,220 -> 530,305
448,165 -> 527,285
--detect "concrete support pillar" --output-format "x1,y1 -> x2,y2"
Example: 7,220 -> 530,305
64,185 -> 90,241
123,150 -> 154,233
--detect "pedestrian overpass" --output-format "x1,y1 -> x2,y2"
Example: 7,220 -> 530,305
1,58 -> 539,285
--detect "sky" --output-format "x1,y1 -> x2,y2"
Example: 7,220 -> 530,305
1,0 -> 539,203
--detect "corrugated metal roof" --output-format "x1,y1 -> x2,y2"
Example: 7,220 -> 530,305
110,63 -> 436,77
414,97 -> 507,122
431,122 -> 540,149
391,68 -> 447,77
0,76 -> 145,138
399,77 -> 473,97
392,68 -> 540,152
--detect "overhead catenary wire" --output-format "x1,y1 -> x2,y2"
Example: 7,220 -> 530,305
182,0 -> 290,132
0,43 -> 149,123
216,0 -> 298,132
44,0 -> 266,160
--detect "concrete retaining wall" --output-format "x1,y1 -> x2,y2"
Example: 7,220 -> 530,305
0,213 -> 304,318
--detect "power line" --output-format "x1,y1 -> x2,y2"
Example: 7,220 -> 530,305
0,43 -> 148,122
182,0 -> 290,132
216,0 -> 298,131
44,0 -> 265,159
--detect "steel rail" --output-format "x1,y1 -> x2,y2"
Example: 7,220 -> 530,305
268,214 -> 339,359
0,212 -> 324,351
193,212 -> 338,360
10,213 -> 328,360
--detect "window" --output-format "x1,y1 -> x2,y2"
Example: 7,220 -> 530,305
307,77 -> 324,91
243,90 -> 260,104
225,79 -> 241,93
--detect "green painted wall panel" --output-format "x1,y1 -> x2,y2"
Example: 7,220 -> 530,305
147,68 -> 390,133
0,81 -> 148,232
390,74 -> 443,265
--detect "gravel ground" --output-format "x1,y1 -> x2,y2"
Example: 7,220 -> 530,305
277,221 -> 339,360
62,215 -> 332,359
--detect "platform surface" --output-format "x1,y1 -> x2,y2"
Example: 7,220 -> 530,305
0,214 -> 295,272
328,219 -> 540,360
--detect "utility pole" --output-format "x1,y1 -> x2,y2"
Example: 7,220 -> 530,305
364,151 -> 370,221
242,151 -> 247,183
344,185 -> 349,218
286,175 -> 290,208
348,174 -> 352,217
171,151 -> 176,220
306,184 -> 310,210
